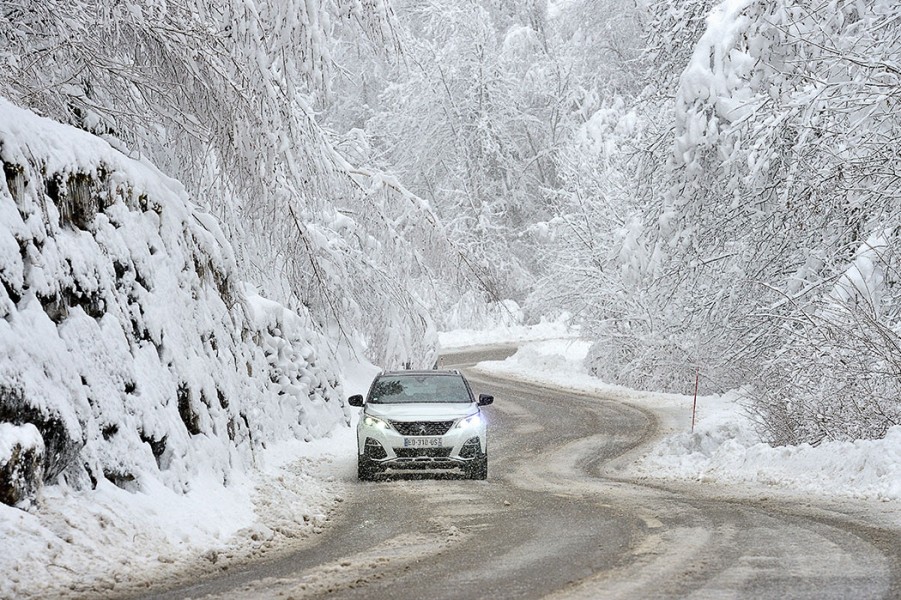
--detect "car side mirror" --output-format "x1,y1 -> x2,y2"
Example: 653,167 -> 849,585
347,394 -> 364,407
478,393 -> 494,406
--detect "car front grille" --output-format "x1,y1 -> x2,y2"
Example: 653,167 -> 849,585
393,447 -> 453,459
391,420 -> 454,436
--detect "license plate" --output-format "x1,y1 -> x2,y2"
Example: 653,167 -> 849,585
403,437 -> 443,448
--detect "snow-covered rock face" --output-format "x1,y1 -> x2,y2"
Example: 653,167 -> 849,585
0,97 -> 348,506
0,423 -> 44,506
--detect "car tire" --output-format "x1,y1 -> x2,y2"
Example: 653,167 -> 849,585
467,455 -> 488,480
358,458 -> 380,481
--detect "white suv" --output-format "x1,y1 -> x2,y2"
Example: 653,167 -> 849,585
347,370 -> 493,480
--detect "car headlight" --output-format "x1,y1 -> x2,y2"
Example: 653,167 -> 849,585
362,415 -> 391,430
455,414 -> 482,429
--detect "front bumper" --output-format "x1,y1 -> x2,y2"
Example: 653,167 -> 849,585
357,420 -> 486,472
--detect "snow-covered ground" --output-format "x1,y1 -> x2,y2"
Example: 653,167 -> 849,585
0,337 -> 383,600
1,352 -> 375,599
473,336 -> 901,503
1,367 -> 369,600
1,432 -> 351,597
6,324 -> 900,597
438,313 -> 576,350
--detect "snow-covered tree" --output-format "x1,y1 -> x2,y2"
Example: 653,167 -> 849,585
572,0 -> 901,440
328,0 -> 649,321
539,0 -> 901,448
0,0 -> 451,367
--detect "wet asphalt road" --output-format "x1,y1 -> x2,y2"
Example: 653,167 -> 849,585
139,347 -> 901,599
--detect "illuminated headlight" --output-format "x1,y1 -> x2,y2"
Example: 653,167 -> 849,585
455,414 -> 482,429
362,415 -> 391,430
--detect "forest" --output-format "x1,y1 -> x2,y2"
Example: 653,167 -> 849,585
2,0 -> 899,451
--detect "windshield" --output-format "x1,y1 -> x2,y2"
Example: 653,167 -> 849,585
368,375 -> 472,404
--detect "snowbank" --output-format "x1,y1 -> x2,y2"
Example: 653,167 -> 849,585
474,336 -> 901,502
0,428 -> 357,598
638,415 -> 901,502
439,311 -> 576,350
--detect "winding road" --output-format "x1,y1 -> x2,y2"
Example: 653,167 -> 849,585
144,347 -> 901,599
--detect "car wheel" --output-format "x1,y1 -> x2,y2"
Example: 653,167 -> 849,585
358,458 -> 380,481
467,455 -> 488,480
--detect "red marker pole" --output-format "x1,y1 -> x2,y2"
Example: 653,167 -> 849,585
691,366 -> 700,433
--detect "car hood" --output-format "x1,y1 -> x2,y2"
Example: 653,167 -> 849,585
364,402 -> 477,421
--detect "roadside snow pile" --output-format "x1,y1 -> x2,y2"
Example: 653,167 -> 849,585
472,337 -> 685,410
0,97 -> 351,594
475,338 -> 901,502
638,415 -> 901,502
439,311 -> 576,350
0,428 -> 356,599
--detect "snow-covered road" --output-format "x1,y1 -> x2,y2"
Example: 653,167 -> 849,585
133,347 -> 901,599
